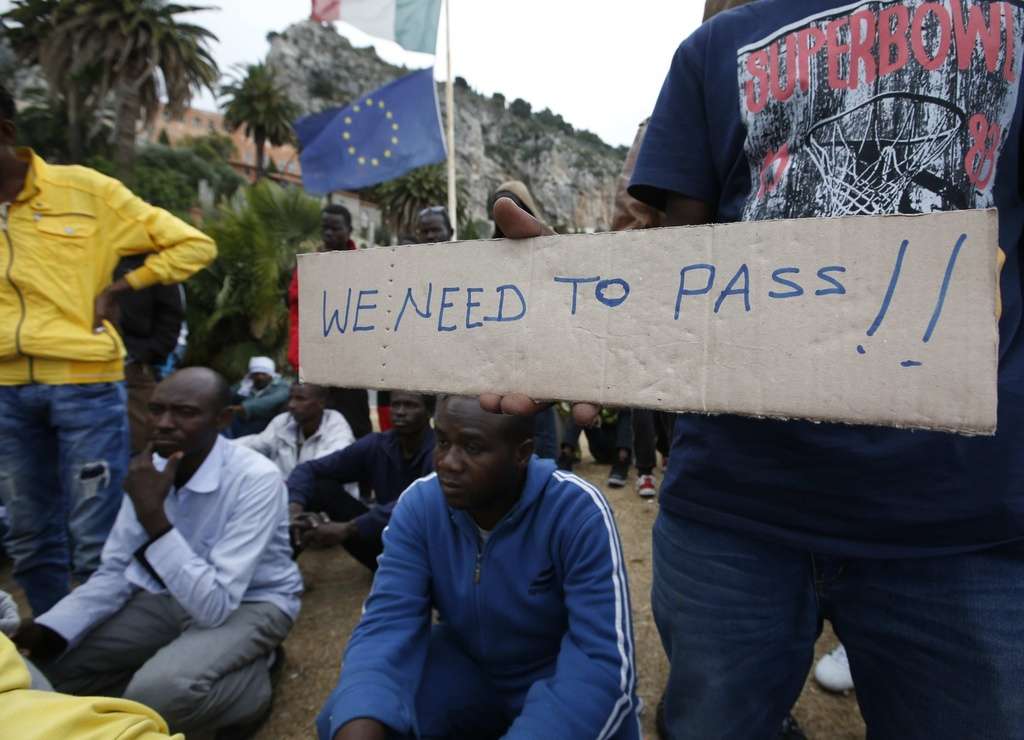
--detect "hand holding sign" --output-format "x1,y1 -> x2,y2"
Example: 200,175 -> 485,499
479,197 -> 601,428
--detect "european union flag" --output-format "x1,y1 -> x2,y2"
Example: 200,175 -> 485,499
296,67 -> 447,194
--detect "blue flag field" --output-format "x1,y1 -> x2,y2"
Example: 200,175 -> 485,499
295,67 -> 447,194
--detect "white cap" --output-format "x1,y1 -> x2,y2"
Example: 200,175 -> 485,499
248,356 -> 275,376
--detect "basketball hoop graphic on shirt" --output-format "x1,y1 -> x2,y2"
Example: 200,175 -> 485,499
804,92 -> 967,217
735,0 -> 1023,223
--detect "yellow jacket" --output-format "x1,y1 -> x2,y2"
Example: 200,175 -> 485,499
0,149 -> 216,385
0,633 -> 182,739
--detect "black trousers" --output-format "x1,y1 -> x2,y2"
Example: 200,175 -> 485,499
308,479 -> 383,571
562,410 -> 633,465
633,409 -> 675,474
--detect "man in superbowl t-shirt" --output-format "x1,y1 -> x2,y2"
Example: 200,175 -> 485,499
630,2 -> 1024,737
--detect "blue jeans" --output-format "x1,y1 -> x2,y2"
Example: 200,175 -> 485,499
651,509 -> 1024,740
0,383 -> 129,615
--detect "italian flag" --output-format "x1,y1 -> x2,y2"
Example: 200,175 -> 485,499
311,0 -> 442,54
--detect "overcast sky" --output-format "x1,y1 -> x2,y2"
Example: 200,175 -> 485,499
0,1 -> 704,147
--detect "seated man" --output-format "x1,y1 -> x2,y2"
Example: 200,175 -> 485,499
13,367 -> 303,737
287,391 -> 435,570
227,356 -> 291,437
317,396 -> 640,740
237,382 -> 357,485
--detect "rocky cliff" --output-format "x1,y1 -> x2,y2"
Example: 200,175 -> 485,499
266,21 -> 626,232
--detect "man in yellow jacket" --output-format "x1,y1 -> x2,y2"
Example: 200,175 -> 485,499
0,85 -> 216,615
0,632 -> 182,739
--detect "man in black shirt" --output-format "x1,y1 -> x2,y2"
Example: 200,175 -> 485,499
115,255 -> 185,453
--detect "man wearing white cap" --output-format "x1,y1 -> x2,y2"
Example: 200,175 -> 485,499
227,357 -> 291,438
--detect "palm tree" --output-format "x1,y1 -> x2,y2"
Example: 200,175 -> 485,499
3,0 -> 93,161
11,84 -> 114,163
220,63 -> 299,181
369,163 -> 468,241
185,180 -> 322,378
3,0 -> 219,174
64,0 -> 219,178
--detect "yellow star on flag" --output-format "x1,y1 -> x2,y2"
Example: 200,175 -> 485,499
333,93 -> 403,171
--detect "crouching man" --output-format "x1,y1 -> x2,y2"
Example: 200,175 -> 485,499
287,391 -> 435,569
13,367 -> 303,736
318,396 -> 640,740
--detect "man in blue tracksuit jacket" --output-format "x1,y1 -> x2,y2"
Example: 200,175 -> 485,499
318,395 -> 640,740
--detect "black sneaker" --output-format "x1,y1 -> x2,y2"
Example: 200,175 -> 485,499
607,461 -> 629,488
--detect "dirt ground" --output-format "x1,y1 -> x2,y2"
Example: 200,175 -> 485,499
1,459 -> 866,739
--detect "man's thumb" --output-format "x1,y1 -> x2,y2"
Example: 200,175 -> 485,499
493,197 -> 550,239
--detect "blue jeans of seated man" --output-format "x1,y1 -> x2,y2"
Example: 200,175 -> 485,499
651,509 -> 1024,740
389,624 -> 641,740
0,383 -> 129,616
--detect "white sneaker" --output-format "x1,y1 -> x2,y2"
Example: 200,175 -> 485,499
636,474 -> 657,498
814,643 -> 854,693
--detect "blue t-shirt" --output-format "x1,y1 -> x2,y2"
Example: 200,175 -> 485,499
631,0 -> 1024,557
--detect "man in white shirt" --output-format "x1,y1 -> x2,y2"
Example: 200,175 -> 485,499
237,383 -> 357,490
13,367 -> 303,736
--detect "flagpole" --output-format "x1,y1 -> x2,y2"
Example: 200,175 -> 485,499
445,0 -> 457,240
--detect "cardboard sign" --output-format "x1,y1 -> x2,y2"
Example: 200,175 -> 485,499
298,210 -> 999,435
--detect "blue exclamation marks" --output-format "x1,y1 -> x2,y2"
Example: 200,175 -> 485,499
858,234 -> 967,368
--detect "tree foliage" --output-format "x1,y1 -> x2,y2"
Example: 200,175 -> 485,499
12,84 -> 113,162
137,143 -> 245,214
86,138 -> 244,216
366,163 -> 469,240
2,0 -> 219,175
509,98 -> 532,119
221,63 -> 299,181
184,180 -> 322,379
535,107 -> 574,136
182,132 -> 237,162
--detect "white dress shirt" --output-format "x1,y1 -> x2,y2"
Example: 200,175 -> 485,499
236,409 -> 357,498
39,437 -> 303,647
